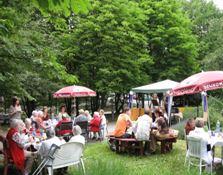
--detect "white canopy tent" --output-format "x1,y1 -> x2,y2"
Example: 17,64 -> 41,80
132,79 -> 179,94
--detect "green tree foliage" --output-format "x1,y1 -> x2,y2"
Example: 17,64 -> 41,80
60,0 -> 152,109
181,0 -> 222,61
0,1 -> 77,114
202,17 -> 223,71
32,0 -> 91,16
140,0 -> 198,81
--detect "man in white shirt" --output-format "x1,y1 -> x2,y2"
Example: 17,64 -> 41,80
69,125 -> 85,145
133,108 -> 152,155
38,129 -> 65,159
134,107 -> 152,141
188,118 -> 212,165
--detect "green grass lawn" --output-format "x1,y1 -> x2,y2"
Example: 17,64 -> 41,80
68,140 -> 223,175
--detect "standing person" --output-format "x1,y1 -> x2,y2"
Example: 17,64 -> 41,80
112,107 -> 132,138
89,112 -> 102,140
9,96 -> 22,121
99,109 -> 107,139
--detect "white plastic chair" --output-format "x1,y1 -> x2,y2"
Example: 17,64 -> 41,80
46,142 -> 86,175
186,136 -> 212,175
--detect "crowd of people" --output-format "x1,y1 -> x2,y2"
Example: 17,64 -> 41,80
110,106 -> 178,155
5,96 -> 107,175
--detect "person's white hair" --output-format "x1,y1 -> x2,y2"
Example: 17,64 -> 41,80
32,110 -> 38,117
84,110 -> 89,115
79,109 -> 85,114
25,118 -> 31,125
73,125 -> 82,135
10,119 -> 23,128
46,129 -> 55,138
38,110 -> 43,117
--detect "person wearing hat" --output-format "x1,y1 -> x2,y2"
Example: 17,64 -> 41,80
74,109 -> 88,125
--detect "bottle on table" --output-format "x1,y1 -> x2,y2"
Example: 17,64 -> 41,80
215,120 -> 221,133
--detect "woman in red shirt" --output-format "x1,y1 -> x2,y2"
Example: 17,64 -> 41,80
89,112 -> 102,140
6,119 -> 36,175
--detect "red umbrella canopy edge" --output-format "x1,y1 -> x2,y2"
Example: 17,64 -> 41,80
170,71 -> 223,96
53,85 -> 96,98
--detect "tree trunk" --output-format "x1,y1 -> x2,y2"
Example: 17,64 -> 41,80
100,93 -> 107,109
91,92 -> 100,112
64,98 -> 72,115
22,97 -> 36,117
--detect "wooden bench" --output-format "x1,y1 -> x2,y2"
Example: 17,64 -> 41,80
108,137 -> 144,156
156,136 -> 177,154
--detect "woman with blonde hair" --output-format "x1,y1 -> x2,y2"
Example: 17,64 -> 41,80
99,109 -> 107,139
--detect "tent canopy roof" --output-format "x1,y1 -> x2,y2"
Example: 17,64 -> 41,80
132,79 -> 179,94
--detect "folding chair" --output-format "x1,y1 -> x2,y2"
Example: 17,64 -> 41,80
186,136 -> 212,175
32,144 -> 60,175
56,121 -> 73,141
76,121 -> 89,140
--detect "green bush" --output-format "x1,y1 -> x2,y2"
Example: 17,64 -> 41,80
208,96 -> 223,130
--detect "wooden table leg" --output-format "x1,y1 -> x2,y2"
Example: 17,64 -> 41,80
161,141 -> 165,154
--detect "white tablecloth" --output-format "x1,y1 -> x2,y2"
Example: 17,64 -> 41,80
210,133 -> 223,165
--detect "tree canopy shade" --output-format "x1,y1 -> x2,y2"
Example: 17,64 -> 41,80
61,0 -> 152,94
181,0 -> 223,61
32,0 -> 91,16
140,0 -> 199,81
202,17 -> 223,71
0,1 -> 77,105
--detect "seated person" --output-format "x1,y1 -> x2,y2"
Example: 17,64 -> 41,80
6,119 -> 36,175
188,118 -> 212,165
30,110 -> 38,122
35,111 -> 45,130
89,112 -> 102,140
85,110 -> 92,122
55,115 -> 72,136
152,109 -> 168,128
134,107 -> 152,155
134,107 -> 152,141
69,125 -> 85,145
185,118 -> 195,135
30,110 -> 40,131
74,109 -> 88,125
24,118 -> 33,135
150,117 -> 178,153
57,104 -> 70,121
38,129 -> 65,159
112,107 -> 132,138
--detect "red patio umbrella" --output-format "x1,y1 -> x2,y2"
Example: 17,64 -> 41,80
53,85 -> 96,98
170,71 -> 223,96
